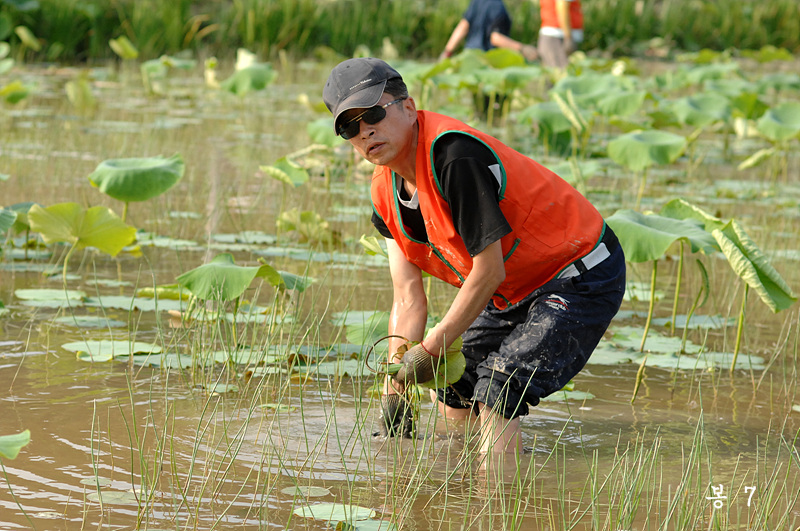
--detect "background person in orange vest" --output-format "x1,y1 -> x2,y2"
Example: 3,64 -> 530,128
538,0 -> 584,68
323,58 -> 625,454
440,0 -> 538,62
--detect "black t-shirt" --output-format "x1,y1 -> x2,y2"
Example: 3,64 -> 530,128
371,133 -> 512,257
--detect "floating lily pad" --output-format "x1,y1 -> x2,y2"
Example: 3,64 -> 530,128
304,359 -> 368,378
15,288 -> 86,301
52,315 -> 127,329
261,402 -> 296,412
281,485 -> 330,497
293,503 -> 375,522
650,314 -> 735,329
84,295 -> 186,313
610,326 -> 701,354
586,342 -> 636,365
87,491 -> 140,505
65,340 -> 161,362
120,353 -> 196,369
697,351 -> 766,370
80,477 -> 112,487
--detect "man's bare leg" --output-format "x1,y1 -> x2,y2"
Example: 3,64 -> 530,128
476,402 -> 521,454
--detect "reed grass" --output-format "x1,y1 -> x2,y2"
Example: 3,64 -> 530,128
3,0 -> 799,64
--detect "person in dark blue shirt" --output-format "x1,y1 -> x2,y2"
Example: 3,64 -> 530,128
440,0 -> 538,61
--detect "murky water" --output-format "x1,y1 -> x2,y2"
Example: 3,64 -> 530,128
1,60 -> 799,530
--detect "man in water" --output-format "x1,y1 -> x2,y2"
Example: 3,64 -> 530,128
323,57 -> 625,453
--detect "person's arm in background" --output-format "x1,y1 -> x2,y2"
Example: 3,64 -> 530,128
556,0 -> 575,54
489,31 -> 538,61
440,18 -> 470,60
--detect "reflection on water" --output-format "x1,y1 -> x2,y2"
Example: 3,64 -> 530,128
1,63 -> 799,529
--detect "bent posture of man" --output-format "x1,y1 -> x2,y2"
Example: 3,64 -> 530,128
323,58 -> 625,453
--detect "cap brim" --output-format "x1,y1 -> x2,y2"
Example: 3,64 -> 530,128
332,79 -> 387,132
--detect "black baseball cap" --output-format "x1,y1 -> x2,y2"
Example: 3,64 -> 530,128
323,57 -> 402,133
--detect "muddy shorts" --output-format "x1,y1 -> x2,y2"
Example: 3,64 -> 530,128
436,226 -> 626,419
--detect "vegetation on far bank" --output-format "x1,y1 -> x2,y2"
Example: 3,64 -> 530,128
0,0 -> 799,63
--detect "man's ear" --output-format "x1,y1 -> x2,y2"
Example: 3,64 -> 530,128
403,96 -> 417,116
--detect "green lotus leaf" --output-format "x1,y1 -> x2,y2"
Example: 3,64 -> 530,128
64,340 -> 162,362
606,209 -> 719,263
756,73 -> 800,93
419,345 -> 466,390
260,156 -> 309,187
15,288 -> 87,301
65,77 -> 95,109
88,153 -> 184,203
0,58 -> 13,75
670,93 -> 731,128
607,130 -> 686,172
685,62 -> 739,84
756,102 -> 800,142
359,235 -> 388,259
307,117 -> 342,147
0,42 -> 9,59
712,220 -> 797,312
552,73 -> 636,108
28,203 -> 136,257
109,35 -> 138,60
0,208 -> 16,233
221,63 -> 277,95
0,430 -> 30,460
596,90 -> 646,117
176,253 -> 275,302
518,101 -> 572,134
14,25 -> 40,51
703,78 -> 756,98
1,80 -> 31,104
658,198 -> 726,232
293,503 -> 375,523
729,92 -> 768,121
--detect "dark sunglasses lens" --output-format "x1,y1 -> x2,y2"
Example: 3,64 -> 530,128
339,106 -> 388,139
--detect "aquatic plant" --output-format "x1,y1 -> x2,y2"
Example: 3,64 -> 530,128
0,430 -> 29,460
27,202 -> 136,281
87,153 -> 185,222
606,207 -> 718,353
607,130 -> 687,209
660,199 -> 798,367
739,101 -> 800,181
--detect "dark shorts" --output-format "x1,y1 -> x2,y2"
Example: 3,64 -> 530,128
436,227 -> 626,419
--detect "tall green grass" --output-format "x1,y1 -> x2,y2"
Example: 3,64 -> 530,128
2,0 -> 798,63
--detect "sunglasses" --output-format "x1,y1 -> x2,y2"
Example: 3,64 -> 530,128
337,98 -> 405,139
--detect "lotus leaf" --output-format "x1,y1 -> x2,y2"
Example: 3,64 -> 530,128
0,430 -> 30,460
293,503 -> 375,522
0,208 -> 16,233
221,63 -> 277,95
518,101 -> 572,134
109,35 -> 138,60
28,203 -> 135,257
176,253 -> 276,302
14,25 -> 40,51
260,156 -> 309,187
756,102 -> 800,142
712,220 -> 797,312
606,209 -> 718,263
88,153 -> 185,203
607,130 -> 686,172
552,73 -> 637,107
0,58 -> 13,75
0,80 -> 30,103
756,73 -> 800,93
670,93 -> 731,128
596,90 -> 646,117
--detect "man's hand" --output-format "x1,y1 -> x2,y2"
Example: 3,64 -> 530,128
392,343 -> 439,387
375,393 -> 414,437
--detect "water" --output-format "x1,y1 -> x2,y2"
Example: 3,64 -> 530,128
1,60 -> 799,530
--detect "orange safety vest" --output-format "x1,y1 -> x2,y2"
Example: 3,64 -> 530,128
540,0 -> 583,31
371,111 -> 604,309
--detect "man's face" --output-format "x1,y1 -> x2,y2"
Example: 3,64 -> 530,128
339,93 -> 416,167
